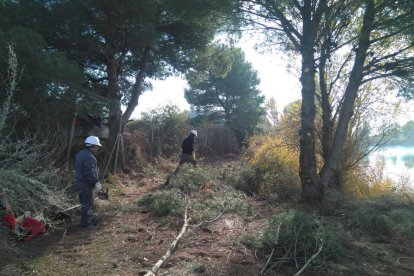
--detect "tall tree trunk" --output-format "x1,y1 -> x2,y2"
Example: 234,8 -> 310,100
299,49 -> 323,202
105,46 -> 151,173
319,0 -> 375,188
298,1 -> 325,203
122,46 -> 152,125
107,57 -> 123,173
319,38 -> 333,163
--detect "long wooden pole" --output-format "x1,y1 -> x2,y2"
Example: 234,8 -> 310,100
66,113 -> 77,170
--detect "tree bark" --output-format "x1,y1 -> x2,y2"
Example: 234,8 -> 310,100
319,0 -> 375,188
298,1 -> 325,203
122,46 -> 152,126
107,56 -> 123,172
106,47 -> 151,172
319,36 -> 333,164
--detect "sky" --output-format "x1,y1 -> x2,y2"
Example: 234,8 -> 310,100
131,37 -> 302,119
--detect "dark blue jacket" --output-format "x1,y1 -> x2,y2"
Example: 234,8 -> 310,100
181,134 -> 195,154
75,148 -> 99,191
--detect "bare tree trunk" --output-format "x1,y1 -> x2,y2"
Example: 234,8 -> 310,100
107,56 -> 123,173
122,46 -> 151,125
299,1 -> 326,203
319,38 -> 333,163
319,0 -> 375,188
106,47 -> 151,172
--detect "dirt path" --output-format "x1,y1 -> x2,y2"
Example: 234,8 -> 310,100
0,160 -> 273,276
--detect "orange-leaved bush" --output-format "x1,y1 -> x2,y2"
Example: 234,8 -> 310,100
242,135 -> 300,200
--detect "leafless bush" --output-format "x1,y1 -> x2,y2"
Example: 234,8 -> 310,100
194,123 -> 240,157
0,46 -> 72,214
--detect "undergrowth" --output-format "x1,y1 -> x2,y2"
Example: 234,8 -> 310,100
136,164 -> 252,223
347,194 -> 414,240
0,46 -> 72,215
241,209 -> 344,274
234,135 -> 301,201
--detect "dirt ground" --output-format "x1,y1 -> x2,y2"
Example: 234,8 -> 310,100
1,158 -> 414,276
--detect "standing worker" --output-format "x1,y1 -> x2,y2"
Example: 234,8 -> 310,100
75,136 -> 102,228
179,130 -> 197,167
164,130 -> 198,186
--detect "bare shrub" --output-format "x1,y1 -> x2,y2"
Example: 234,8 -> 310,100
195,123 -> 240,157
0,46 -> 72,214
122,132 -> 146,172
125,105 -> 188,161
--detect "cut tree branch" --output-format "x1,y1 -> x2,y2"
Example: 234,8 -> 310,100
293,241 -> 324,276
189,205 -> 229,228
144,208 -> 190,276
261,222 -> 282,276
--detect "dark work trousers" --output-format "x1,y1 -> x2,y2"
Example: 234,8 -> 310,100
165,153 -> 197,186
179,153 -> 196,167
79,188 -> 94,227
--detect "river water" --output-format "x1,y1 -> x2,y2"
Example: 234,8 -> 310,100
371,146 -> 414,187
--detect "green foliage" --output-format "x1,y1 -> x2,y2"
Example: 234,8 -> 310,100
246,210 -> 343,274
186,46 -> 266,143
0,26 -> 84,134
318,191 -> 358,217
168,164 -> 211,195
230,166 -> 261,196
397,78 -> 414,100
136,190 -> 183,217
347,195 -> 414,240
138,163 -> 252,222
189,185 -> 252,224
0,0 -> 240,159
0,170 -> 70,214
349,207 -> 392,238
276,100 -> 301,149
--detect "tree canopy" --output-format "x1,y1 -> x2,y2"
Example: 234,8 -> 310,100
185,45 -> 266,143
240,0 -> 414,201
0,0 -> 239,164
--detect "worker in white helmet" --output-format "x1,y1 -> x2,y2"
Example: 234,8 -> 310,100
74,136 -> 102,228
179,130 -> 197,167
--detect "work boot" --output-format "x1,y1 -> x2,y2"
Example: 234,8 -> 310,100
81,220 -> 97,229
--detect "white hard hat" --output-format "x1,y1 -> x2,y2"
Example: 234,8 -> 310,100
84,136 -> 102,147
190,130 -> 197,136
